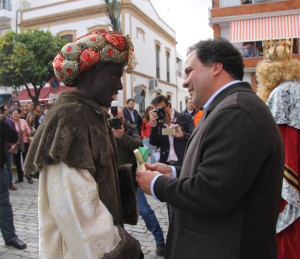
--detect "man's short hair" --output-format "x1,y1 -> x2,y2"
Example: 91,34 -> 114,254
151,95 -> 168,106
187,37 -> 244,81
127,98 -> 135,104
186,97 -> 192,103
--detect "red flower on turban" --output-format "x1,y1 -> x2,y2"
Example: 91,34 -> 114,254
79,49 -> 100,72
53,53 -> 64,73
101,32 -> 127,51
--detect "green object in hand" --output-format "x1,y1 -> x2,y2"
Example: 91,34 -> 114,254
139,147 -> 149,162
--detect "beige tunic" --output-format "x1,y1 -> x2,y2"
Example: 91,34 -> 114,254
38,162 -> 121,259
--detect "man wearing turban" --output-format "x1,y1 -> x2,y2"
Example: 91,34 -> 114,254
24,30 -> 142,259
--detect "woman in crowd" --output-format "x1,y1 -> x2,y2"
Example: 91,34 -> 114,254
33,105 -> 42,117
26,113 -> 36,137
11,109 -> 33,184
141,105 -> 157,164
20,108 -> 28,120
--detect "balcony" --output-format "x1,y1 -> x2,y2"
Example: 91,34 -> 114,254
214,0 -> 289,8
210,0 -> 299,21
0,0 -> 12,25
234,40 -> 300,70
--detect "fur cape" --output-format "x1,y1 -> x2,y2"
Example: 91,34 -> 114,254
24,91 -> 142,258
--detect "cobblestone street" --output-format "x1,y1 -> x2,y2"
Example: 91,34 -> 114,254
0,178 -> 169,259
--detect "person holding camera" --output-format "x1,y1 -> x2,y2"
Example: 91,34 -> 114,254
150,95 -> 192,167
149,95 -> 193,221
0,109 -> 27,250
112,106 -> 166,257
23,30 -> 142,258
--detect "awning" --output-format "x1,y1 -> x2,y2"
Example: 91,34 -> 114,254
18,86 -> 74,103
18,88 -> 51,103
230,14 -> 300,42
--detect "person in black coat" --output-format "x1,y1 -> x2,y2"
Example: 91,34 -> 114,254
137,38 -> 284,259
123,99 -> 142,134
0,112 -> 27,250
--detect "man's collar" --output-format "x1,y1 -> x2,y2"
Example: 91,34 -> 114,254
203,80 -> 241,112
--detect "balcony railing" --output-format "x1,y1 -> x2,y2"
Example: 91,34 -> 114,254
216,0 -> 288,8
0,0 -> 11,11
236,42 -> 300,59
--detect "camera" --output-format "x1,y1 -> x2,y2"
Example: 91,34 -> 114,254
154,107 -> 166,120
109,100 -> 122,129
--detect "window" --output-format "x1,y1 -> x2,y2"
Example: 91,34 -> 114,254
166,51 -> 170,82
61,35 -> 73,43
156,44 -> 160,79
138,89 -> 146,115
59,30 -> 76,43
136,27 -> 145,42
177,57 -> 182,77
1,0 -> 11,10
88,25 -> 110,33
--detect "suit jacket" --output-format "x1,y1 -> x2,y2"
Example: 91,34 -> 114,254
150,110 -> 193,166
154,82 -> 284,259
123,108 -> 142,134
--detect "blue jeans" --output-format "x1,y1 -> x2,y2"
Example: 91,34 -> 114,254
0,165 -> 17,243
137,187 -> 164,244
5,146 -> 13,186
142,138 -> 157,164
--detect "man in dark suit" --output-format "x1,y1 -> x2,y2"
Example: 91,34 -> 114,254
136,38 -> 284,259
123,98 -> 142,134
182,97 -> 198,131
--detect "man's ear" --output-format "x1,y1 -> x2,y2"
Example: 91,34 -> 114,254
212,62 -> 223,77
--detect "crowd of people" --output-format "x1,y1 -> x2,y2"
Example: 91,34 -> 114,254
0,29 -> 299,259
1,101 -> 49,190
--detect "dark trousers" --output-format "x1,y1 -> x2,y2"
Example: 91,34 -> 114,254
13,142 -> 31,182
0,165 -> 17,243
166,161 -> 180,223
137,187 -> 165,244
5,146 -> 13,186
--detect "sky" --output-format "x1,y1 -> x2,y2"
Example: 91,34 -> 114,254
150,0 -> 214,58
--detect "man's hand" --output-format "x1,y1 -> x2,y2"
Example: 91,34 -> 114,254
136,169 -> 161,195
149,110 -> 158,127
8,145 -> 16,153
171,124 -> 184,138
0,114 -> 3,121
112,125 -> 125,139
145,163 -> 172,178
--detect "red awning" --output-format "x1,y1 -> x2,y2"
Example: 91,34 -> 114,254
230,14 -> 300,42
18,86 -> 75,103
18,88 -> 51,103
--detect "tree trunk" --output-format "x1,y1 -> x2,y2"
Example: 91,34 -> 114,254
32,96 -> 39,108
